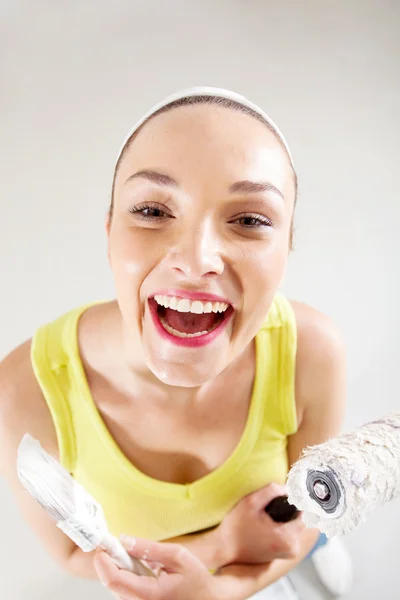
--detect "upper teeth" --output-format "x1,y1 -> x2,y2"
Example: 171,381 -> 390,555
154,295 -> 229,314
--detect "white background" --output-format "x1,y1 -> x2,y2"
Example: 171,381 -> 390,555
1,1 -> 399,598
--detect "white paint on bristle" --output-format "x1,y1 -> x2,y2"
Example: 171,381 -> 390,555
17,434 -> 155,576
286,413 -> 400,537
17,434 -> 106,549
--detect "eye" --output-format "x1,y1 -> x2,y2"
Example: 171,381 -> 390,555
128,203 -> 172,221
231,213 -> 273,229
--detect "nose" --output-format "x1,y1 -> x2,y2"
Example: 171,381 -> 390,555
166,220 -> 224,280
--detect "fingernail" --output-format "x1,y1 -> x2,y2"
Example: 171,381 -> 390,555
148,561 -> 164,577
97,571 -> 108,588
120,534 -> 137,551
94,559 -> 108,587
142,548 -> 150,561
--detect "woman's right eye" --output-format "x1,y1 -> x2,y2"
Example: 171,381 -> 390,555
128,204 -> 171,221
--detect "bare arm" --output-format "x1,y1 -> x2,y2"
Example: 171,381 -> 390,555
0,342 -> 78,571
213,302 -> 347,598
0,341 -> 230,581
214,530 -> 318,599
67,527 -> 227,579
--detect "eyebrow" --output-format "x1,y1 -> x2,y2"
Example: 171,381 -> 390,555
125,170 -> 284,200
125,170 -> 179,188
229,180 -> 284,200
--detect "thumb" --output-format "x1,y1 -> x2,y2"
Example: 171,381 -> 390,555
120,536 -> 197,574
246,482 -> 288,510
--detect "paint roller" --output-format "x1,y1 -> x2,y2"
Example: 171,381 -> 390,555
279,412 -> 400,536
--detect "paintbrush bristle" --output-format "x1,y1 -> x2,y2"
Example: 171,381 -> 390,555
17,434 -> 91,522
17,434 -> 76,520
17,434 -> 156,574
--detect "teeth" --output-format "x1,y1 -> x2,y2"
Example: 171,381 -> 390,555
191,300 -> 204,314
154,295 -> 229,314
169,296 -> 178,310
177,298 -> 191,312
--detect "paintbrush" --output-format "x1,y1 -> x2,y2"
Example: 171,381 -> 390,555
17,433 -> 156,577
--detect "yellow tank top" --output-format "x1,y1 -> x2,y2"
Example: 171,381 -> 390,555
30,293 -> 298,541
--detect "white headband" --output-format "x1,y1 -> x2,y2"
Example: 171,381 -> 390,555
116,86 -> 295,170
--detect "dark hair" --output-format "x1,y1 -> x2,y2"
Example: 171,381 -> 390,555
109,95 -> 297,247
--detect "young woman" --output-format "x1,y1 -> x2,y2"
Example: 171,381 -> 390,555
0,88 -> 351,599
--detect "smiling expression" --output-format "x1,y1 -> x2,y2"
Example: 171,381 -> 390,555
107,103 -> 296,387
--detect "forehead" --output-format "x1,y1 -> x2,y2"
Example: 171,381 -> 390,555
116,104 -> 293,195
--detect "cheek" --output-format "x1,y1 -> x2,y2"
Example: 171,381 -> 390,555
232,243 -> 288,342
242,239 -> 288,289
238,240 -> 288,319
109,227 -> 157,277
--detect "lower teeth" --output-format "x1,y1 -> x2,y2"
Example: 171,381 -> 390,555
159,315 -> 221,338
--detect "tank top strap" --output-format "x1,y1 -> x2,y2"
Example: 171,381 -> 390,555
257,293 -> 298,438
30,304 -> 93,474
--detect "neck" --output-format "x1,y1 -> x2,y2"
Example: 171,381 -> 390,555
108,307 -> 254,411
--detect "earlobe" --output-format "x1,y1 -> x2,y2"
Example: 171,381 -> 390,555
105,211 -> 111,236
105,211 -> 112,265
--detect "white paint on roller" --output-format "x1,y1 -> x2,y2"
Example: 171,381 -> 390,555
286,413 -> 400,537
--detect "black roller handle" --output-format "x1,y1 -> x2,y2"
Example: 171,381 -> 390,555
264,495 -> 300,523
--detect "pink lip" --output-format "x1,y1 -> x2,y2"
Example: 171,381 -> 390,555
150,289 -> 233,306
148,298 -> 234,348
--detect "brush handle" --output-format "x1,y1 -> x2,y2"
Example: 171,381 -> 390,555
264,495 -> 300,522
101,532 -> 156,577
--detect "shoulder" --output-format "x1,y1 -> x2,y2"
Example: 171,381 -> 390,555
288,299 -> 346,431
289,299 -> 345,365
0,339 -> 58,477
0,339 -> 37,425
283,300 -> 347,464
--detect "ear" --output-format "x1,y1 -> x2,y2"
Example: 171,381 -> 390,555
105,211 -> 112,265
105,210 -> 111,235
289,222 -> 295,252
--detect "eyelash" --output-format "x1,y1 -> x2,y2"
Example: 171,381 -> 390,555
128,203 -> 273,229
128,204 -> 169,221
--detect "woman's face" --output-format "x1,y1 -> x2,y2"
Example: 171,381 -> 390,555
108,104 -> 296,387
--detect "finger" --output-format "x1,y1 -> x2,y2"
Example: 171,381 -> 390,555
121,536 -> 196,573
146,561 -> 165,577
246,482 -> 288,510
94,550 -> 158,599
265,516 -> 304,537
273,511 -> 306,534
267,517 -> 306,558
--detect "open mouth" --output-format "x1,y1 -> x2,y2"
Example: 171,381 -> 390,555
149,295 -> 234,340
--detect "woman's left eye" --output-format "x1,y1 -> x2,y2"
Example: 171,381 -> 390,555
232,214 -> 273,229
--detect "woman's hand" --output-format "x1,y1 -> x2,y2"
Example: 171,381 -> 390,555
94,537 -> 221,600
218,482 -> 305,566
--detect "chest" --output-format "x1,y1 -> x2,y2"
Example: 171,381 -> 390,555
89,373 -> 255,485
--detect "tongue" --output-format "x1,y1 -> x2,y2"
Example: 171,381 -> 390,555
163,308 -> 219,334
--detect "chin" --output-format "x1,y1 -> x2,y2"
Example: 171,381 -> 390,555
147,356 -> 218,388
